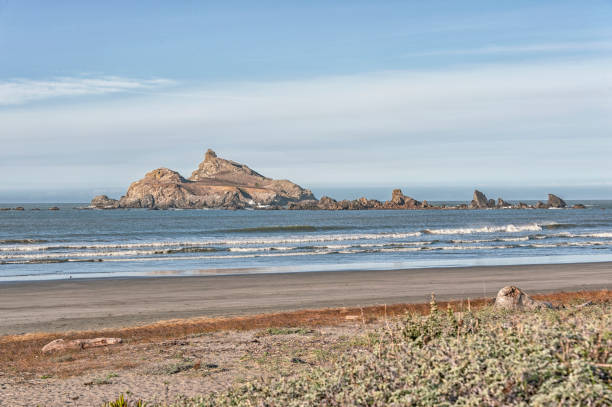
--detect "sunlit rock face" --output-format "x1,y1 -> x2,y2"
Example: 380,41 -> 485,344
114,149 -> 315,209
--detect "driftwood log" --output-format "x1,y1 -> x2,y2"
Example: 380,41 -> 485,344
42,337 -> 122,353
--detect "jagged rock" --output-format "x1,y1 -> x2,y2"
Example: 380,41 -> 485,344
573,204 -> 586,209
90,195 -> 120,209
487,199 -> 496,208
42,337 -> 122,353
317,196 -> 338,209
494,286 -> 553,311
496,198 -> 511,208
470,190 -> 489,208
535,201 -> 548,209
110,149 -> 315,209
518,202 -> 531,209
384,189 -> 421,209
390,189 -> 405,205
548,194 -> 567,208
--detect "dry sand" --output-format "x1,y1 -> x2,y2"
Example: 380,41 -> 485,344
1,262 -> 610,335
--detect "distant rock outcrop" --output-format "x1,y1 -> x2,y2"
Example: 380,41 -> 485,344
470,190 -> 490,208
89,151 -> 584,211
97,149 -> 315,209
496,198 -> 512,208
90,195 -> 119,209
547,194 -> 567,208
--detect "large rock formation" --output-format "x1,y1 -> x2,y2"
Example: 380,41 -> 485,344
90,152 -> 584,211
101,149 -> 315,209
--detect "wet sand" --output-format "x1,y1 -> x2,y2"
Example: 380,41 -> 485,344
1,262 -> 611,336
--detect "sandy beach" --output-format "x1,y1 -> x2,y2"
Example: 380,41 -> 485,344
1,261 -> 610,336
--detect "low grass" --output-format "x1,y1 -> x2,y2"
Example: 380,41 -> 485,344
167,301 -> 611,407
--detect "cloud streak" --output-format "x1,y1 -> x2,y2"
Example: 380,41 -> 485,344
0,76 -> 175,106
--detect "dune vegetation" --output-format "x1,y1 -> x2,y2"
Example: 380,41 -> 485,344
106,298 -> 610,407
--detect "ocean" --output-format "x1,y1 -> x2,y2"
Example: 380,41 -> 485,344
1,201 -> 611,281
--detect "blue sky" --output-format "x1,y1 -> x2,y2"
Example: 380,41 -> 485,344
1,1 -> 611,201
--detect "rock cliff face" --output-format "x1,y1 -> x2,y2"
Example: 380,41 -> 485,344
102,149 -> 315,209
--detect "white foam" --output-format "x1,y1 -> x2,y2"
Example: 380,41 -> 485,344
582,232 -> 612,238
424,223 -> 542,235
0,232 -> 423,254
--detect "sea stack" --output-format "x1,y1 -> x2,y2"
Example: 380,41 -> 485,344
96,149 -> 315,209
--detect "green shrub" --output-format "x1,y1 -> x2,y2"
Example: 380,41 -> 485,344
172,303 -> 611,406
103,393 -> 146,407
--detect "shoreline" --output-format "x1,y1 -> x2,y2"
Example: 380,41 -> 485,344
1,261 -> 610,336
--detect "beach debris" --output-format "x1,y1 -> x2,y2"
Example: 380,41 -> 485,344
494,286 -> 553,311
42,337 -> 122,353
574,300 -> 594,309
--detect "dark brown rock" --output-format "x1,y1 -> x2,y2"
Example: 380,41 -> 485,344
535,201 -> 548,209
547,194 -> 567,208
572,203 -> 586,209
496,198 -> 511,208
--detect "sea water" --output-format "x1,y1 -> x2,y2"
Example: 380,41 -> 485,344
1,201 -> 611,281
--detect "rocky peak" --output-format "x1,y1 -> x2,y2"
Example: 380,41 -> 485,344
144,168 -> 186,184
189,148 -> 268,185
205,149 -> 217,161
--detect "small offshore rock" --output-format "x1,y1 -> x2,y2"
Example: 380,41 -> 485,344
48,207 -> 60,211
90,195 -> 120,209
496,198 -> 512,208
547,194 -> 567,208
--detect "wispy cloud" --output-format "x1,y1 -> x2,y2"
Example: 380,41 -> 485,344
405,40 -> 612,58
0,76 -> 175,106
0,59 -> 610,189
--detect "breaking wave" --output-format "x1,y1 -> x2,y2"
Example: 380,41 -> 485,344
215,225 -> 355,233
423,223 -> 542,235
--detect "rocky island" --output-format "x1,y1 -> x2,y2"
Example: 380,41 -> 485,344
90,149 -> 583,210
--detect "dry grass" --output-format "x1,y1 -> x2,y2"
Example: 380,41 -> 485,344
1,289 -> 609,379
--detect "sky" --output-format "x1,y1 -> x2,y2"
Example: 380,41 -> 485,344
1,0 -> 611,201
